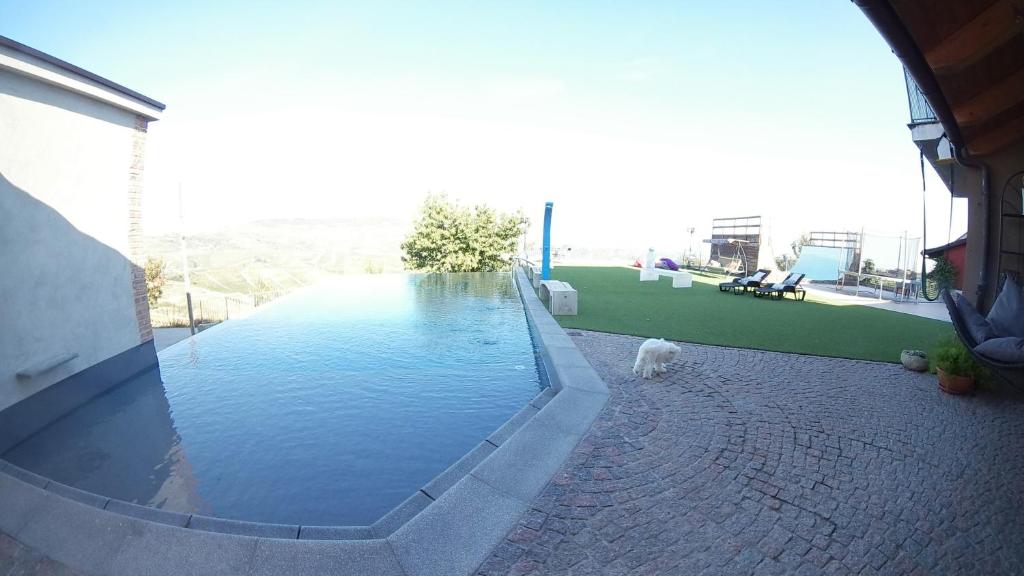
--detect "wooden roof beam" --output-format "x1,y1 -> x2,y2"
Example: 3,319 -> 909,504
924,0 -> 1024,73
954,66 -> 1024,125
966,101 -> 1024,155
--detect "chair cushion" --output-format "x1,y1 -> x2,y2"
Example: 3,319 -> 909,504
986,276 -> 1024,338
955,293 -> 996,344
975,337 -> 1024,363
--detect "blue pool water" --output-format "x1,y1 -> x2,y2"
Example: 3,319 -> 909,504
3,273 -> 545,526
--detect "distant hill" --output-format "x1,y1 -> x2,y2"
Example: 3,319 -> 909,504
145,218 -> 409,296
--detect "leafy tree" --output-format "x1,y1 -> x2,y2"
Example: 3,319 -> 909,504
774,254 -> 796,271
144,257 -> 167,306
791,234 -> 810,259
401,193 -> 529,272
930,256 -> 957,290
775,234 -> 810,271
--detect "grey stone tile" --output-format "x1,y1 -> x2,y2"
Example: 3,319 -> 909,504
539,352 -> 563,390
530,388 -> 558,409
370,490 -> 433,538
248,538 -> 405,576
551,362 -> 608,395
103,498 -> 190,527
486,406 -> 539,447
16,493 -> 137,575
523,298 -> 547,313
108,518 -> 258,576
2,464 -> 50,489
298,525 -> 376,540
531,388 -> 608,437
45,481 -> 109,509
0,470 -> 50,536
471,417 -> 584,504
187,515 -> 299,539
543,342 -> 592,367
423,441 -> 497,500
536,329 -> 573,348
388,475 -> 527,576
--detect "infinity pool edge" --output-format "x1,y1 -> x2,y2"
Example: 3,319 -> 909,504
0,266 -> 609,576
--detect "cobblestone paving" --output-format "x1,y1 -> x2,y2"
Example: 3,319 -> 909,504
478,331 -> 1024,575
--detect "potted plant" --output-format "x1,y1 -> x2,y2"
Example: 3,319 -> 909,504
900,350 -> 929,372
932,339 -> 981,395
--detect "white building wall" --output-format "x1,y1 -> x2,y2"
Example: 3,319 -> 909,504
0,68 -> 149,411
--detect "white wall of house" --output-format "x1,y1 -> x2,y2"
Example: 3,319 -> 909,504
0,43 -> 161,411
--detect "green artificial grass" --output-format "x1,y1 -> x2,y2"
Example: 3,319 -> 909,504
548,266 -> 953,363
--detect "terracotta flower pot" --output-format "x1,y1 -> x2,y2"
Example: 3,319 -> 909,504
937,368 -> 975,395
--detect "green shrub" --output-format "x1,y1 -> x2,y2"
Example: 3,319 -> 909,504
930,256 -> 957,291
932,338 -> 982,379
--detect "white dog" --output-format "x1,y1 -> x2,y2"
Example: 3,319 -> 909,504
632,338 -> 681,379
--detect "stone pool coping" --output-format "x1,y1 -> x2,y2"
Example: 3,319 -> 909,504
0,267 -> 609,576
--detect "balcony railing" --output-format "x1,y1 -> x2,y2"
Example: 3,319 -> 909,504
904,67 -> 937,124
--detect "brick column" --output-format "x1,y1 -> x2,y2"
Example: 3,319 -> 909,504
128,114 -> 153,343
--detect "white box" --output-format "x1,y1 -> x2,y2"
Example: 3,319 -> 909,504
671,272 -> 693,288
549,283 -> 578,316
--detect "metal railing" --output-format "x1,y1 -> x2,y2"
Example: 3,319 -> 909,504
904,67 -> 937,124
150,291 -> 287,328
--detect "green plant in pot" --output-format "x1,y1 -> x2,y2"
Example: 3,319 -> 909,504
932,338 -> 981,395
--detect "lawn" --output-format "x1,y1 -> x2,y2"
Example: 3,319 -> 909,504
547,266 -> 953,363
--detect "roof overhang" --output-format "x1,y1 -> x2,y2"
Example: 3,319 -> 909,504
923,233 -> 968,256
0,35 -> 164,121
854,0 -> 1024,157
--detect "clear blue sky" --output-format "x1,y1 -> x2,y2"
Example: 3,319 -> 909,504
1,0 -> 966,258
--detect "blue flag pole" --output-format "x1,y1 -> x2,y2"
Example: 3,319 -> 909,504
542,202 -> 553,280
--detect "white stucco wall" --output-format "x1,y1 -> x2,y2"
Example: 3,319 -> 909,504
0,68 -> 146,410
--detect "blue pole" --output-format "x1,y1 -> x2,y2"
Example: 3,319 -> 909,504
542,202 -> 553,280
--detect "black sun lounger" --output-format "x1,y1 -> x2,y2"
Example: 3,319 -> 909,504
719,269 -> 771,294
754,272 -> 806,300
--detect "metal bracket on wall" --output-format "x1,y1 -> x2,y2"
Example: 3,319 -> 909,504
15,352 -> 78,379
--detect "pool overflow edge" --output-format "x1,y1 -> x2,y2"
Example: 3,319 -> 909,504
0,267 -> 609,576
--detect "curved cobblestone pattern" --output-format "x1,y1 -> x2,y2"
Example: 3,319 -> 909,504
478,331 -> 1024,575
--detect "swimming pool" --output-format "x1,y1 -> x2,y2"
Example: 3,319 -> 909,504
2,272 -> 546,526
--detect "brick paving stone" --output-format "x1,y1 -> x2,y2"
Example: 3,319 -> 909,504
477,331 -> 1024,575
